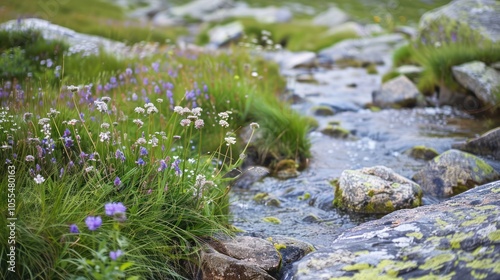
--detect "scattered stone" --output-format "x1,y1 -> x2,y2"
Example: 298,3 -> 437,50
253,192 -> 281,207
296,73 -> 317,83
492,62 -> 500,71
321,125 -> 351,139
417,0 -> 500,45
372,75 -> 422,108
394,25 -> 417,38
452,61 -> 500,109
232,166 -> 270,189
267,235 -> 315,277
312,105 -> 335,116
312,6 -> 350,27
326,21 -> 365,37
170,0 -> 234,20
263,216 -> 282,224
319,34 -> 405,65
452,127 -> 500,160
405,145 -> 439,160
395,65 -> 424,79
334,166 -> 423,214
282,52 -> 317,69
274,159 -> 300,179
291,180 -> 500,280
208,21 -> 244,48
302,214 -> 321,223
412,149 -> 500,197
201,247 -> 275,280
437,85 -> 468,107
202,4 -> 292,23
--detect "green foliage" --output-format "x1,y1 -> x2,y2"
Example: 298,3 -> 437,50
392,44 -> 416,67
0,47 -> 33,80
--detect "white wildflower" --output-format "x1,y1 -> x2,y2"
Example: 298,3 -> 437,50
156,98 -> 163,103
147,105 -> 158,114
136,137 -> 147,145
38,118 -> 50,125
100,122 -> 110,129
218,112 -> 229,120
101,96 -> 112,103
224,136 -> 236,146
191,107 -> 203,116
180,119 -> 191,127
250,122 -> 260,130
99,132 -> 110,142
195,119 -> 204,129
67,85 -> 80,92
94,101 -> 108,112
148,135 -> 159,147
219,120 -> 229,128
34,174 -> 45,184
174,106 -> 183,114
133,119 -> 144,127
134,107 -> 145,114
67,119 -> 78,125
144,103 -> 154,108
25,155 -> 35,162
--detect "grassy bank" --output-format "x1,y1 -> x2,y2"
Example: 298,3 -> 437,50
0,24 -> 310,280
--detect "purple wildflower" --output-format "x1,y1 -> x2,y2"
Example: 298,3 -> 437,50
85,216 -> 102,231
172,159 -> 182,176
125,68 -> 133,76
109,250 -> 123,261
136,158 -> 145,166
139,146 -> 148,156
114,176 -> 121,187
105,202 -> 127,221
69,224 -> 79,233
158,159 -> 168,172
143,77 -> 148,85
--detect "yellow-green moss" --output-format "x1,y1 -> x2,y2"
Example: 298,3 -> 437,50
273,243 -> 287,250
365,63 -> 378,75
420,253 -> 455,270
406,232 -> 424,240
298,192 -> 311,200
461,215 -> 487,227
471,270 -> 489,280
449,232 -> 474,249
488,230 -> 500,242
342,263 -> 372,271
263,216 -> 281,224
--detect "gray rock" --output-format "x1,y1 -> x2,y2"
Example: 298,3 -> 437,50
326,22 -> 365,37
452,61 -> 500,109
412,149 -> 500,197
232,166 -> 270,189
201,4 -> 292,23
208,21 -> 244,48
319,34 -> 406,65
437,85 -> 468,107
452,127 -> 500,160
395,65 -> 424,77
372,75 -> 422,108
217,236 -> 281,274
312,6 -> 349,27
201,247 -> 275,280
267,235 -> 315,266
404,145 -> 439,161
170,0 -> 233,20
291,180 -> 500,280
282,52 -> 317,69
492,62 -> 500,71
334,166 -> 422,214
0,18 -> 126,57
417,0 -> 500,45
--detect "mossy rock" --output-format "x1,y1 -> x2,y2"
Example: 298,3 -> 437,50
273,159 -> 300,179
405,145 -> 439,160
312,105 -> 335,116
321,125 -> 351,139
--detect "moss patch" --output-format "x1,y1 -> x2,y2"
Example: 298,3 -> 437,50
420,253 -> 455,270
342,263 -> 372,271
406,232 -> 424,240
263,216 -> 281,224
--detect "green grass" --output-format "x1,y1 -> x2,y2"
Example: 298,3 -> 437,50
198,17 -> 359,52
0,0 -> 187,45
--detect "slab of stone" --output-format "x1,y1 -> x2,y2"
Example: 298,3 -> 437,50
372,75 -> 422,108
208,21 -> 244,48
291,180 -> 500,280
412,149 -> 500,197
312,6 -> 349,27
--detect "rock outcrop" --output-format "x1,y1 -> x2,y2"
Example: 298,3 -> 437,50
372,75 -> 422,108
412,149 -> 500,197
334,166 -> 422,214
291,180 -> 500,280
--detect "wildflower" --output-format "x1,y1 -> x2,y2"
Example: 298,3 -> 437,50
69,224 -> 79,233
85,166 -> 95,173
48,108 -> 60,117
23,112 -> 33,122
191,107 -> 203,116
136,137 -> 147,145
188,158 -> 196,164
101,96 -> 112,103
94,101 -> 108,113
25,155 -> 35,162
148,135 -> 159,147
132,93 -> 138,101
85,216 -> 102,231
139,146 -> 148,156
157,98 -> 163,103
67,119 -> 78,125
105,202 -> 126,217
158,159 -> 168,172
109,250 -> 123,261
219,120 -> 229,128
225,136 -> 236,146
133,119 -> 144,127
67,85 -> 80,92
136,158 -> 145,166
173,106 -> 183,114
101,122 -> 110,129
59,168 -> 64,178
146,105 -> 158,114
180,119 -> 191,127
171,159 -> 181,176
99,132 -> 110,142
250,122 -> 260,130
34,174 -> 45,184
195,119 -> 204,129
115,149 -> 126,162
218,112 -> 229,119
38,118 -> 50,125
173,135 -> 181,140
114,177 -> 121,187
134,107 -> 145,114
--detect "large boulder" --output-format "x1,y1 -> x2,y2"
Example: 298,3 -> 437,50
291,180 -> 500,280
372,75 -> 422,108
452,61 -> 500,109
452,127 -> 500,160
417,0 -> 500,45
170,0 -> 233,20
334,166 -> 422,214
412,149 -> 500,197
207,21 -> 244,48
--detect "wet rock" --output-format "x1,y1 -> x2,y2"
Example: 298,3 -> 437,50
282,52 -> 317,69
268,235 -> 314,278
201,247 -> 275,280
417,0 -> 500,45
208,21 -> 244,48
291,180 -> 500,280
492,62 -> 500,71
319,34 -> 405,65
452,127 -> 500,160
437,85 -> 468,107
254,192 -> 281,207
321,125 -> 351,139
372,75 -> 422,108
405,145 -> 439,160
412,149 -> 500,197
202,4 -> 292,23
334,166 -> 422,214
274,159 -> 300,179
312,105 -> 335,116
296,73 -> 317,83
395,65 -> 424,79
312,6 -> 349,27
452,61 -> 500,109
0,18 -> 126,57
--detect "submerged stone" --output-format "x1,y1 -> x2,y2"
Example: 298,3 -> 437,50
405,145 -> 439,160
452,127 -> 500,160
